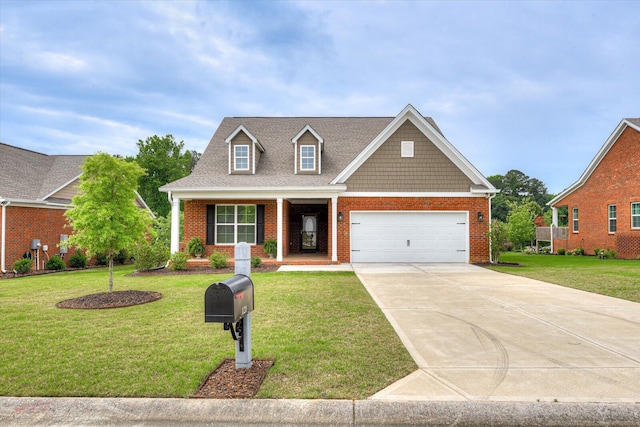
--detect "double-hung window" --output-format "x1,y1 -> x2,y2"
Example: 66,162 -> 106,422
632,202 -> 640,229
572,207 -> 579,233
300,146 -> 315,171
234,145 -> 249,171
608,204 -> 617,233
216,205 -> 256,244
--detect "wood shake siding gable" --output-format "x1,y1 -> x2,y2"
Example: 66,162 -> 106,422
345,121 -> 473,192
230,131 -> 254,174
297,130 -> 320,174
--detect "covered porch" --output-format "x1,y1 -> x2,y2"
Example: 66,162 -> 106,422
168,188 -> 343,265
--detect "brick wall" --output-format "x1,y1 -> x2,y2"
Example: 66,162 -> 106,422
3,205 -> 73,270
183,199 -> 277,258
336,196 -> 490,263
552,126 -> 640,258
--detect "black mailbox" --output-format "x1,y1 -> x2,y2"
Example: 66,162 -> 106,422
205,274 -> 254,323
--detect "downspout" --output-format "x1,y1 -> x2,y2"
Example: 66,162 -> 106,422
1,200 -> 9,273
487,193 -> 496,264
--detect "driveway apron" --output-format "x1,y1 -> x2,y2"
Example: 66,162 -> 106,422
353,263 -> 640,402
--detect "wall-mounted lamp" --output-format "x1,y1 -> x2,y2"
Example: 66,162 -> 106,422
337,212 -> 344,222
477,212 -> 484,222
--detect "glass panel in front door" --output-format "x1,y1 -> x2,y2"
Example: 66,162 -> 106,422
302,214 -> 317,251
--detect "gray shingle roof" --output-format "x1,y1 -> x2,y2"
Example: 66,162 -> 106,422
161,116 -> 442,190
626,118 -> 640,128
0,143 -> 88,202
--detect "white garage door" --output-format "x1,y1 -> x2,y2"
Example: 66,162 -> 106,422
350,211 -> 468,263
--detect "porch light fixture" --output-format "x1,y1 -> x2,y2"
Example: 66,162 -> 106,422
477,212 -> 484,222
338,212 -> 344,222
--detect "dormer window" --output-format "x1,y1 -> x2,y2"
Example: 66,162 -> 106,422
300,146 -> 316,171
292,125 -> 323,175
225,125 -> 264,175
234,145 -> 249,170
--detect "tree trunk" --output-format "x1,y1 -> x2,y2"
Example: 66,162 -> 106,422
108,257 -> 114,293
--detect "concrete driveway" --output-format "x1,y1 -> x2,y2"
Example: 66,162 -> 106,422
353,263 -> 640,403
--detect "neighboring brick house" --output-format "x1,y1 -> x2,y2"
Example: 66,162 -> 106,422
549,118 -> 640,259
0,143 -> 150,272
161,105 -> 497,264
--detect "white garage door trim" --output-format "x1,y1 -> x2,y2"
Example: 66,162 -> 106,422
350,211 -> 469,263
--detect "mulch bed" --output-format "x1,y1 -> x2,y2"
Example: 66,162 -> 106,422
56,290 -> 163,309
192,359 -> 274,398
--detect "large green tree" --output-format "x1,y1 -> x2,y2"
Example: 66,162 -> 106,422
65,153 -> 152,292
489,170 -> 552,221
506,199 -> 541,251
132,135 -> 196,217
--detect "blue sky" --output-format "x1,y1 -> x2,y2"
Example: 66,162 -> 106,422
1,0 -> 638,194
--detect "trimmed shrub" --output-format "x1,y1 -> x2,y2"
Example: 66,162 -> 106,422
69,252 -> 87,268
594,248 -> 601,257
132,241 -> 169,272
95,252 -> 108,266
573,247 -> 585,256
186,237 -> 205,257
169,252 -> 188,271
209,251 -> 228,269
557,248 -> 566,256
46,255 -> 66,271
604,249 -> 617,259
115,249 -> 130,265
13,258 -> 32,274
251,256 -> 262,268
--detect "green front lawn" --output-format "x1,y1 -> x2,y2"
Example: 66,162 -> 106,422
488,252 -> 640,302
0,267 -> 416,399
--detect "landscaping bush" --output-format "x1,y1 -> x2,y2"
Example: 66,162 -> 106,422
186,236 -> 205,258
45,255 -> 66,270
95,252 -> 108,266
13,258 -> 32,274
68,251 -> 87,268
115,249 -> 130,265
251,256 -> 262,268
604,249 -> 617,259
132,241 -> 169,272
573,247 -> 585,256
594,248 -> 602,257
557,248 -> 566,255
209,251 -> 228,269
169,251 -> 188,271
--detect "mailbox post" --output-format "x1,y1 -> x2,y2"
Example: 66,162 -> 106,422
234,242 -> 252,369
204,242 -> 254,369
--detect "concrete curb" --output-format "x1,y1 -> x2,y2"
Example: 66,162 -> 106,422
1,397 -> 639,426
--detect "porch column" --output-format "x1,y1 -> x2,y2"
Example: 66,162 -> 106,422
276,197 -> 283,262
170,194 -> 181,254
551,207 -> 558,253
331,196 -> 338,263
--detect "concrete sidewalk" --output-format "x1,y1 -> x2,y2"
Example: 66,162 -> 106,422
1,397 -> 639,426
353,263 -> 640,403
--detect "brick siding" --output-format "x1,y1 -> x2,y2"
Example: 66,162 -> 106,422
3,205 -> 73,270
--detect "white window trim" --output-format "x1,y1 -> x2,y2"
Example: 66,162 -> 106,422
608,204 -> 617,234
215,204 -> 257,245
300,145 -> 316,171
401,140 -> 414,158
632,202 -> 640,229
234,145 -> 250,171
572,207 -> 579,233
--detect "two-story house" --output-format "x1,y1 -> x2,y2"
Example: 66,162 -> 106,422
160,105 -> 498,264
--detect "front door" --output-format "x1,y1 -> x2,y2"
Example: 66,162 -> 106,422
301,214 -> 317,252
